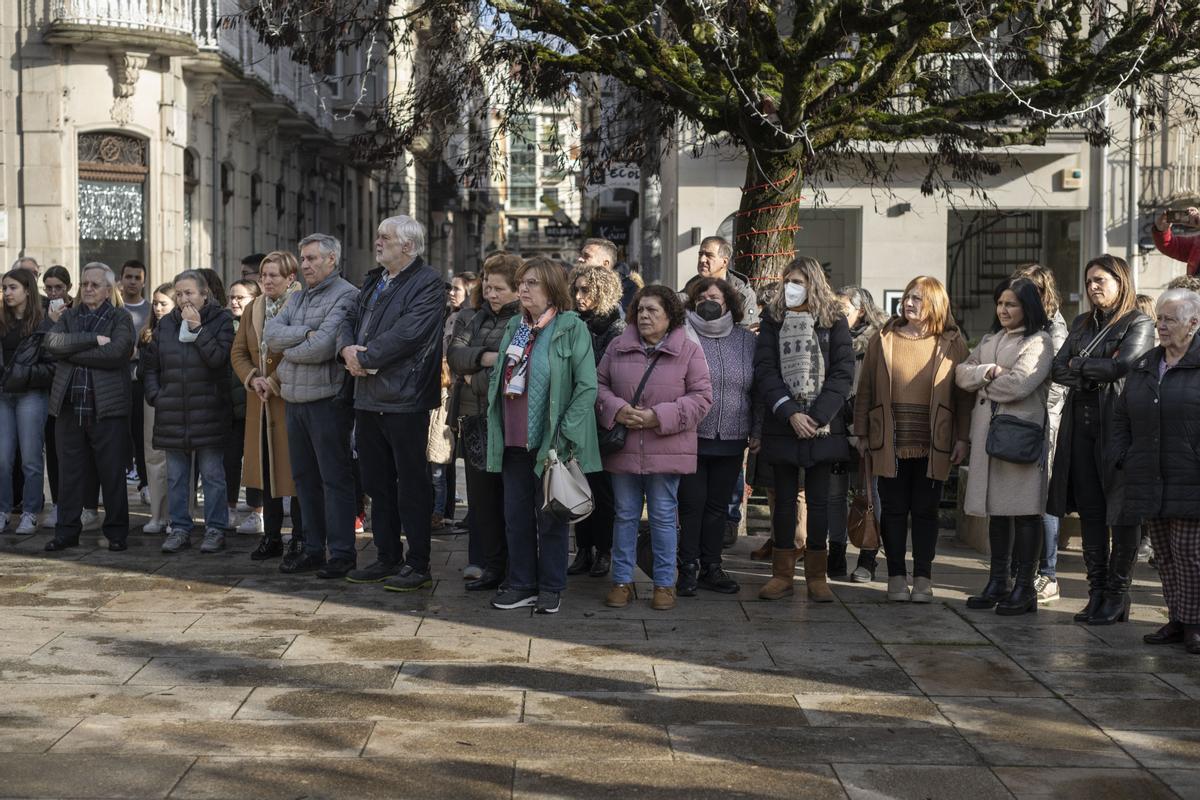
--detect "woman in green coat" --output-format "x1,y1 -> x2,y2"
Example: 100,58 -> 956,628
486,256 -> 600,615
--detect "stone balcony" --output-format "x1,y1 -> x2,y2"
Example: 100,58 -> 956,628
42,0 -> 206,56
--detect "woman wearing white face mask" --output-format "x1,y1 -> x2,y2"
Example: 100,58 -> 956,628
754,257 -> 855,601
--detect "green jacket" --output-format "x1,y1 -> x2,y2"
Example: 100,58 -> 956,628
486,310 -> 600,476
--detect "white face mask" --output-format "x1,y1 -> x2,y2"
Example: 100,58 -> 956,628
784,283 -> 807,308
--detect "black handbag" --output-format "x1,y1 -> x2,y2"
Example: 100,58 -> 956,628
459,413 -> 488,471
985,401 -> 1046,464
598,351 -> 663,456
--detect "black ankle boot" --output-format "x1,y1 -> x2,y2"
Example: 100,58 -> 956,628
968,517 -> 1013,609
251,533 -> 284,561
567,547 -> 593,575
1089,530 -> 1137,626
1073,544 -> 1109,622
677,559 -> 699,597
827,542 -> 848,579
997,516 -> 1041,616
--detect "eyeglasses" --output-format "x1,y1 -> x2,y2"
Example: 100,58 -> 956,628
519,278 -> 541,290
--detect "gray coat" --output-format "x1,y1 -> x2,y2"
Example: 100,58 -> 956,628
264,270 -> 359,404
45,303 -> 136,420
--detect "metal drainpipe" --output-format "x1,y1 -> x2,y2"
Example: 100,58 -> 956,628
1128,91 -> 1140,291
211,95 -> 220,271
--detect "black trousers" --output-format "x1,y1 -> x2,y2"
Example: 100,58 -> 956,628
771,461 -> 833,550
130,378 -> 147,488
225,417 -> 263,509
678,452 -> 744,565
356,409 -> 433,571
878,456 -> 943,578
55,414 -> 129,544
1068,399 -> 1139,561
259,423 -> 301,539
574,471 -> 615,555
464,460 -> 507,573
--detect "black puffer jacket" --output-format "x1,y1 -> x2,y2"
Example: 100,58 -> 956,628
1046,308 -> 1155,522
142,301 -> 235,451
3,320 -> 56,393
580,307 -> 626,366
754,309 -> 855,467
447,300 -> 519,420
45,303 -> 136,420
1110,336 -> 1200,519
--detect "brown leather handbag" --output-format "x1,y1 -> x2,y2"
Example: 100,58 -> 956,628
847,454 -> 881,550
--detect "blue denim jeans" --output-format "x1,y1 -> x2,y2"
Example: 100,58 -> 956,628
166,447 -> 228,532
0,390 -> 47,514
611,472 -> 681,587
431,463 -> 448,516
1040,513 -> 1060,579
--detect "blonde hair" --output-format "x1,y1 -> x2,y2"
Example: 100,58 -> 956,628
900,275 -> 954,336
260,250 -> 299,279
771,256 -> 842,328
568,263 -> 622,315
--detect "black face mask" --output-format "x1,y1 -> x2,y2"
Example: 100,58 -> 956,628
695,300 -> 724,321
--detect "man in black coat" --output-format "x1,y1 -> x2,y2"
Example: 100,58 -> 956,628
43,262 -> 136,552
338,215 -> 447,592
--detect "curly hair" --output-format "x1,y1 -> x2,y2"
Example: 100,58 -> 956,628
1012,263 -> 1061,318
626,283 -> 686,331
568,263 -> 622,315
771,256 -> 842,328
685,276 -> 744,324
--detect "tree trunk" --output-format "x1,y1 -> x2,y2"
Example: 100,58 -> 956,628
732,148 -> 804,303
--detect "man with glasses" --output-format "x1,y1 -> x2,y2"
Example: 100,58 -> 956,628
337,215 -> 446,592
42,262 -> 136,552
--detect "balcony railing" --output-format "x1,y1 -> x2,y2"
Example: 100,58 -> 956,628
50,0 -> 194,38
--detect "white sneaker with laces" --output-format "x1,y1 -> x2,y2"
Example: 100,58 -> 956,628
237,511 -> 264,534
1034,574 -> 1060,602
81,509 -> 102,531
41,504 -> 57,528
15,512 -> 37,535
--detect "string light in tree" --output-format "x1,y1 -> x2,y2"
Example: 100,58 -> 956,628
582,6 -> 662,50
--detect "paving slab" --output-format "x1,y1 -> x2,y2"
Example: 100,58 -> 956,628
513,760 -> 845,799
41,632 -> 295,660
188,610 -> 421,637
833,764 -> 1011,800
669,724 -> 981,765
654,659 -> 919,695
0,653 -> 149,684
235,687 -> 523,722
52,717 -> 374,756
528,639 -> 774,669
1157,672 -> 1200,699
1030,670 -> 1185,698
992,766 -> 1180,799
397,661 -> 658,692
282,633 -> 530,662
935,697 -> 1137,767
1153,769 -> 1200,799
885,644 -> 1052,697
796,694 -> 951,727
366,721 -> 673,760
0,753 -> 194,798
1067,697 -> 1200,730
522,691 -> 805,727
170,756 -> 514,800
849,603 -> 991,644
1105,729 -> 1200,769
0,684 -> 249,718
0,716 -> 82,752
128,656 -> 400,689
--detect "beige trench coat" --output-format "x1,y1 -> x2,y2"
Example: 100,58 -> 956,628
230,293 -> 297,498
956,329 -> 1053,517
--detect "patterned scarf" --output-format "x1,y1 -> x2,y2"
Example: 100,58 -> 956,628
503,307 -> 557,398
260,282 -> 299,365
779,310 -> 825,404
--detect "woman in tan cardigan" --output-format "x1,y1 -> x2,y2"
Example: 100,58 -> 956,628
854,276 -> 973,603
956,278 -> 1053,616
231,251 -> 304,561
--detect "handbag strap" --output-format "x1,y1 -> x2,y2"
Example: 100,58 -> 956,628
1078,316 -> 1119,359
631,350 -> 664,406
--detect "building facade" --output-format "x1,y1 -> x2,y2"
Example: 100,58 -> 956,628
1,0 -> 389,291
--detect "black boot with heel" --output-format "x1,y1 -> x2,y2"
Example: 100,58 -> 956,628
968,517 -> 1013,610
997,516 -> 1041,616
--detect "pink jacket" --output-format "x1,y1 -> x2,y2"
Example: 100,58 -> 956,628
596,325 -> 713,475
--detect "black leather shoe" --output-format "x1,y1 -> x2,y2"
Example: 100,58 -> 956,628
107,540 -> 128,552
1144,620 -> 1184,645
44,538 -> 79,552
589,551 -> 611,578
317,557 -> 357,579
250,534 -> 284,561
279,552 -> 326,574
346,560 -> 400,584
566,548 -> 593,575
384,564 -> 433,592
698,563 -> 741,594
281,536 -> 305,568
676,559 -> 699,597
466,568 -> 504,592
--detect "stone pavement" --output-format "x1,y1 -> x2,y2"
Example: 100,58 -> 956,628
0,502 -> 1197,799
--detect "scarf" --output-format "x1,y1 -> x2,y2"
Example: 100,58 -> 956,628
260,283 -> 299,365
504,307 -> 557,398
686,310 -> 734,339
779,310 -> 825,404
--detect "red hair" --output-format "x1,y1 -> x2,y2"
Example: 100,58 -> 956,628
902,275 -> 954,335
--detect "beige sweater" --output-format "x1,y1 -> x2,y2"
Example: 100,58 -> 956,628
890,334 -> 937,459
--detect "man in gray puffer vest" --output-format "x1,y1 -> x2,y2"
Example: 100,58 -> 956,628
264,233 -> 360,579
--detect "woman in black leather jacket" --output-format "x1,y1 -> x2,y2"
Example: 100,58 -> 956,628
1048,255 -> 1155,625
565,262 -> 626,578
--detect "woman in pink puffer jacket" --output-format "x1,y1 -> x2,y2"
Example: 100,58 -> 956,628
596,285 -> 712,612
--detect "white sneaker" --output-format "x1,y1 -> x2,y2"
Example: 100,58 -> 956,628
237,511 -> 264,534
138,487 -> 151,506
887,575 -> 911,602
142,518 -> 168,535
81,509 -> 102,531
41,504 -> 56,528
15,512 -> 37,535
910,576 -> 934,603
236,500 -> 253,513
1034,574 -> 1060,602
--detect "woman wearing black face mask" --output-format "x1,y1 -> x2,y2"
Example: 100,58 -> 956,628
676,278 -> 760,595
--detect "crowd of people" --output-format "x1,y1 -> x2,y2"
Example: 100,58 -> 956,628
5,215 -> 1199,651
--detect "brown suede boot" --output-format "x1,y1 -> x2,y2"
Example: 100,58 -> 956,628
750,539 -> 774,561
805,549 -> 835,603
758,547 -> 797,600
